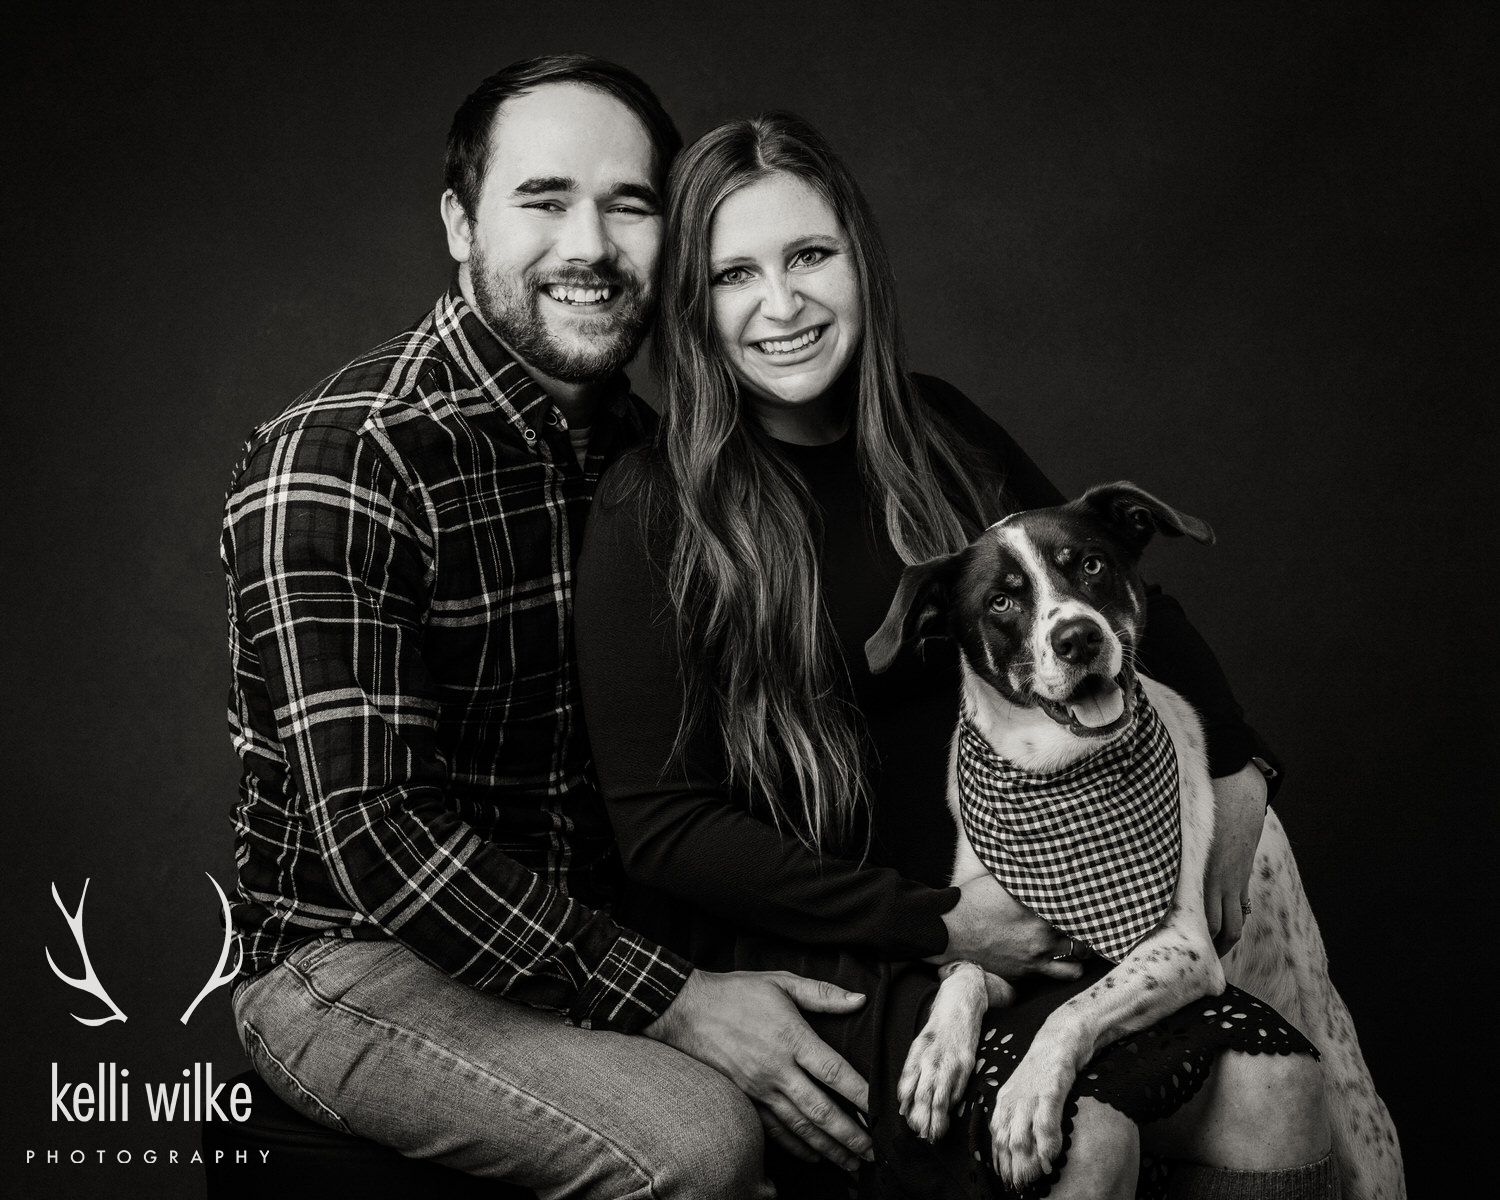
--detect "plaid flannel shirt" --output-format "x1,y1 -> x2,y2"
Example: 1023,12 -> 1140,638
222,285 -> 689,1032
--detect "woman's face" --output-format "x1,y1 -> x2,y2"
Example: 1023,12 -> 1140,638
707,172 -> 863,443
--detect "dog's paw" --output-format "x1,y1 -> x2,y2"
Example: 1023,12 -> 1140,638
898,1025 -> 975,1142
987,1069 -> 1070,1188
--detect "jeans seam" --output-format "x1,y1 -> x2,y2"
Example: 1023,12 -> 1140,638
241,1019 -> 352,1134
294,960 -> 654,1193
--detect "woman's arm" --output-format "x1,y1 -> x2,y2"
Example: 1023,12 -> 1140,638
579,452 -> 1092,978
576,457 -> 957,961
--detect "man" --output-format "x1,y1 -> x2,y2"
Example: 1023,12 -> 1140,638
221,55 -> 879,1194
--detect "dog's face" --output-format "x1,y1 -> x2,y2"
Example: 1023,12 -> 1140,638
867,482 -> 1213,738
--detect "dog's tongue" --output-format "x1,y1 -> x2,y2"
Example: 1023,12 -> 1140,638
1067,682 -> 1126,729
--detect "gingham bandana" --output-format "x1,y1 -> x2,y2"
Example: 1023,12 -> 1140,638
957,682 -> 1181,963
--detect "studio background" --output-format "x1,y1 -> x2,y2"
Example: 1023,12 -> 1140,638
4,2 -> 1492,1196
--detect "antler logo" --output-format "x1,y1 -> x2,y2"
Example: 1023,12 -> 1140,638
45,875 -> 243,1027
46,880 -> 128,1027
178,874 -> 243,1025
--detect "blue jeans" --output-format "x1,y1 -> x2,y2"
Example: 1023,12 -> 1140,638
233,938 -> 772,1199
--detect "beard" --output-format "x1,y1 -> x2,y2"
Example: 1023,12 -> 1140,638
468,245 -> 654,385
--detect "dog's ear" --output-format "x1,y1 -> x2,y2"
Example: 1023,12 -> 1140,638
865,551 -> 964,675
1075,481 -> 1215,551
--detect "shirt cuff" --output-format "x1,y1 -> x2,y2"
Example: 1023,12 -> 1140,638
1205,723 -> 1285,805
885,885 -> 961,960
569,932 -> 692,1034
1204,723 -> 1256,780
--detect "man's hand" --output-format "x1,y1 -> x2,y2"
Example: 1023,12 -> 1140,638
644,969 -> 873,1173
936,874 -> 1087,981
1205,761 -> 1268,954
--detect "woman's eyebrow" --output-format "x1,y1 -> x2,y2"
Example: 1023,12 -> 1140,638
709,252 -> 754,273
710,234 -> 842,272
782,233 -> 841,253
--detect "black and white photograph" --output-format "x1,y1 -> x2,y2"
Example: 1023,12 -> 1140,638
5,2 -> 1492,1197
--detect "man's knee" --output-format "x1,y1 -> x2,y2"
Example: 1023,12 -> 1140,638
650,1071 -> 766,1199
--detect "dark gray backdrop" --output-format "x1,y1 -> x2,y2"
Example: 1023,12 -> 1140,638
4,2 -> 1493,1196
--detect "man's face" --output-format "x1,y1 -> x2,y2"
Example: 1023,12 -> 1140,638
449,83 -> 662,385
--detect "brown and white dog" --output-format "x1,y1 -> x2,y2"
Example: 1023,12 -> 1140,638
865,482 -> 1403,1198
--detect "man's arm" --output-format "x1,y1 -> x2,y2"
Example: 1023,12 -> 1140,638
646,971 -> 873,1172
225,421 -> 686,1029
225,421 -> 873,1162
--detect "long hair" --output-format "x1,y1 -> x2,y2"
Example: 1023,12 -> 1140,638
651,112 -> 1002,852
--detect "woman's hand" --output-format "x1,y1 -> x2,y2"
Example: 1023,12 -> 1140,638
1204,761 -> 1268,953
644,968 -> 874,1172
934,874 -> 1087,980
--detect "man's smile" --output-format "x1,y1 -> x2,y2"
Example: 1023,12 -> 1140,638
542,282 -> 618,308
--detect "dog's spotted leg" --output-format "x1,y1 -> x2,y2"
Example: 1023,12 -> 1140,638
899,961 -> 1014,1141
1227,813 -> 1406,1200
987,915 -> 1226,1187
986,1020 -> 1079,1188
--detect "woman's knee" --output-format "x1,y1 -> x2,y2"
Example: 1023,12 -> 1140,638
1217,1051 -> 1330,1160
1145,1050 -> 1330,1171
1047,1097 -> 1139,1200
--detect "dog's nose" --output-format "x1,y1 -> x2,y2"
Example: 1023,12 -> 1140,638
1051,618 -> 1104,665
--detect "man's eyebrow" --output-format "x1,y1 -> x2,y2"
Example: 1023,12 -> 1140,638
611,182 -> 662,208
511,176 -> 577,196
509,177 -> 661,207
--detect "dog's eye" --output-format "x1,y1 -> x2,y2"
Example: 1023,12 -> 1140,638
989,594 -> 1013,613
1082,556 -> 1106,576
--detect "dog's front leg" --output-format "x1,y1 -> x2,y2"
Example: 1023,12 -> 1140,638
899,961 -> 1015,1141
902,822 -> 1018,1141
984,1014 -> 1080,1188
987,919 -> 1225,1187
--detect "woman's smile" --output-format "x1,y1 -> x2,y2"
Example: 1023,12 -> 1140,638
751,323 -> 827,358
709,172 -> 862,442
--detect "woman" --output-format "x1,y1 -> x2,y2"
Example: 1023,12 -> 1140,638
575,113 -> 1334,1199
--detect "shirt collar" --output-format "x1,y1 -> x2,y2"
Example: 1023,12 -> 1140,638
432,280 -> 633,439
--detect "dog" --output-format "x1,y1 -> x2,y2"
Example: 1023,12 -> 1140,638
864,482 -> 1403,1199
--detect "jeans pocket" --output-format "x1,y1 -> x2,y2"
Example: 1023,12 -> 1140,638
283,935 -> 344,976
241,1019 -> 353,1135
288,938 -> 407,1007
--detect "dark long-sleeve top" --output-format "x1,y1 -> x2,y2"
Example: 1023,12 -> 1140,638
574,375 -> 1266,971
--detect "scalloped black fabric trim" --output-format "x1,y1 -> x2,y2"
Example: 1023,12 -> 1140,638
949,984 -> 1318,1199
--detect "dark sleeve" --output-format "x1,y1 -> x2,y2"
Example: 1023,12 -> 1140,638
1135,592 -> 1282,795
575,459 -> 957,960
913,374 -> 1280,792
222,425 -> 688,1031
912,373 -> 1066,511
